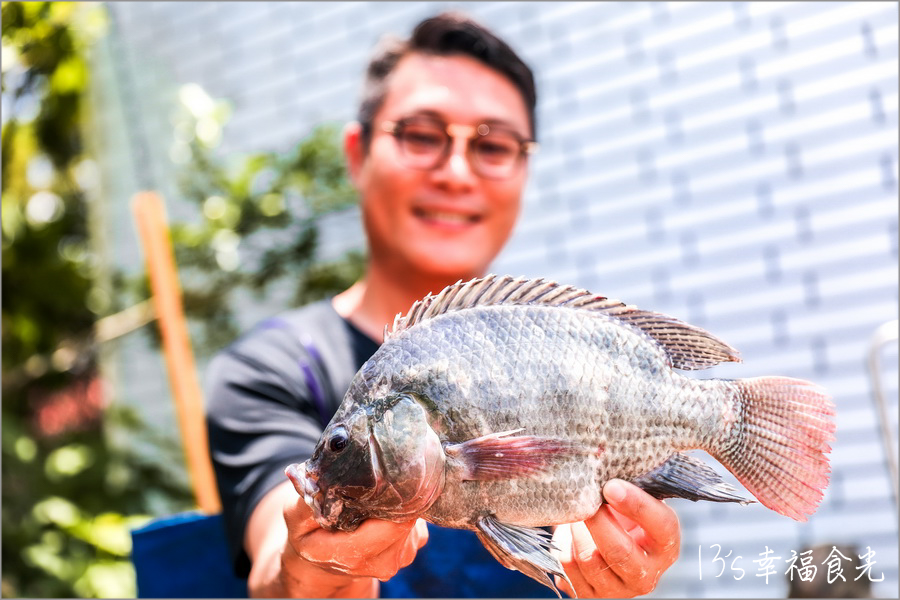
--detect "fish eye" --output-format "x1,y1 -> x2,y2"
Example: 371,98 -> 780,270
327,428 -> 349,453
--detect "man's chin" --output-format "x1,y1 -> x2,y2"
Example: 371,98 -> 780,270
411,259 -> 489,284
406,242 -> 498,278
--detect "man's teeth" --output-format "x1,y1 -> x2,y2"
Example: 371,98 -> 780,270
419,210 -> 475,224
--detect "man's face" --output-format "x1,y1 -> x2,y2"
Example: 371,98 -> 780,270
347,53 -> 531,283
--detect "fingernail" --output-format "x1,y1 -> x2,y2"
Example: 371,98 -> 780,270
604,479 -> 626,504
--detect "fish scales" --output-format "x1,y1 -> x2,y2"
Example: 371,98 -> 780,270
367,304 -> 710,528
286,275 -> 835,597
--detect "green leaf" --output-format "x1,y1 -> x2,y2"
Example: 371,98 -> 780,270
50,55 -> 84,94
32,496 -> 82,528
73,560 -> 137,598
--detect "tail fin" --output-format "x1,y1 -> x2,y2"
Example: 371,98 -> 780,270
714,376 -> 835,521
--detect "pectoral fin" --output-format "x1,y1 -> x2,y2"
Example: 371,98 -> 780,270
445,429 -> 579,481
631,452 -> 753,504
475,515 -> 572,598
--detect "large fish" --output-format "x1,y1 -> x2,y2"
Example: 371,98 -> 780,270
286,275 -> 835,595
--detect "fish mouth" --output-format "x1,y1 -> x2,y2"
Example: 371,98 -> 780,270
285,462 -> 343,530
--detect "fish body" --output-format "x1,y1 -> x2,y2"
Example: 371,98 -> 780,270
356,302 -> 717,528
287,275 -> 835,595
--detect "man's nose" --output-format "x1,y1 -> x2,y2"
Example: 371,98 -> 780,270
448,153 -> 473,178
436,136 -> 477,184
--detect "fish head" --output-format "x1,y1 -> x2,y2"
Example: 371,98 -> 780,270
293,406 -> 376,532
295,392 -> 445,532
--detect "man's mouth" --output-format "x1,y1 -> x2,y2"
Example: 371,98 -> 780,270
413,207 -> 480,226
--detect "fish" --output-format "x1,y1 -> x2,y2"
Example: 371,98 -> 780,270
285,274 -> 835,596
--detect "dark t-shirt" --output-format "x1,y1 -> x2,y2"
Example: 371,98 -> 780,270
205,299 -> 377,575
205,299 -> 553,597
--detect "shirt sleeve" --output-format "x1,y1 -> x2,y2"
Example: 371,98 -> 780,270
204,324 -> 325,576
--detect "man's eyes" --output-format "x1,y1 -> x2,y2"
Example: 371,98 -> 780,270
477,138 -> 517,156
398,123 -> 521,162
403,129 -> 445,147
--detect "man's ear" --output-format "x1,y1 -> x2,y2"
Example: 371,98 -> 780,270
343,121 -> 365,187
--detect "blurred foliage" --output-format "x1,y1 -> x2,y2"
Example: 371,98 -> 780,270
1,3 -> 193,597
165,83 -> 365,354
3,2 -> 364,597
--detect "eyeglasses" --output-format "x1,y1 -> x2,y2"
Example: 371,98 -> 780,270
380,116 -> 538,180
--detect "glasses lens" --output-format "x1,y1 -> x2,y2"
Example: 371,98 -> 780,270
389,118 -> 528,179
397,120 -> 446,167
473,133 -> 521,169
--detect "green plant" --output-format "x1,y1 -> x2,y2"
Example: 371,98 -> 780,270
2,4 -> 365,596
2,3 -> 194,597
165,83 -> 365,355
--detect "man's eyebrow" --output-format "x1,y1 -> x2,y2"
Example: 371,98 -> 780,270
402,109 -> 523,130
419,109 -> 444,119
398,109 -> 445,121
480,118 -> 527,132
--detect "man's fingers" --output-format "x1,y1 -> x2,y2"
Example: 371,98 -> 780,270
283,497 -> 320,540
602,479 -> 680,554
554,523 -> 599,598
296,518 -> 418,573
414,518 -> 430,550
584,505 -> 650,589
391,519 -> 429,571
375,520 -> 429,580
301,518 -> 417,559
273,472 -> 429,588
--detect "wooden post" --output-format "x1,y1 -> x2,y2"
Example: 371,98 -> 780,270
132,191 -> 221,514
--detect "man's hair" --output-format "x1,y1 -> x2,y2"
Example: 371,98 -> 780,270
357,12 -> 537,149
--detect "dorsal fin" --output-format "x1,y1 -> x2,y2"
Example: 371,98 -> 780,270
385,274 -> 741,371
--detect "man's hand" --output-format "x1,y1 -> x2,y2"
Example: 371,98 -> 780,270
282,494 -> 429,583
245,480 -> 428,598
553,479 -> 680,598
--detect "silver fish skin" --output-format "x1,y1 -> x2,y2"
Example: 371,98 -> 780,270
286,275 -> 835,596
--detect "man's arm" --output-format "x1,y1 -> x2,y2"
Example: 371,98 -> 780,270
553,479 -> 681,598
244,479 -> 429,598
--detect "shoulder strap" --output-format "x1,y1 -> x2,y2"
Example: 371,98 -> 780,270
255,316 -> 332,428
297,333 -> 330,429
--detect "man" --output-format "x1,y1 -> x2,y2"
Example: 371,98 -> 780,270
206,12 -> 680,598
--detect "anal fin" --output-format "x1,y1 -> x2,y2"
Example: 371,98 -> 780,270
631,453 -> 753,504
475,515 -> 572,598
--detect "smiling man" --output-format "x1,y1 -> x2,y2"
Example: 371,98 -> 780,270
334,48 -> 531,343
206,12 -> 681,598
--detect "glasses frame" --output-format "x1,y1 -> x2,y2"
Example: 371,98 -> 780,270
380,117 -> 538,180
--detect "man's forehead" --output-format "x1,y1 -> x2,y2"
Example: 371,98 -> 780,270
379,53 -> 529,130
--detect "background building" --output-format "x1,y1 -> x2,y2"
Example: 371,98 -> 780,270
85,2 -> 897,596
